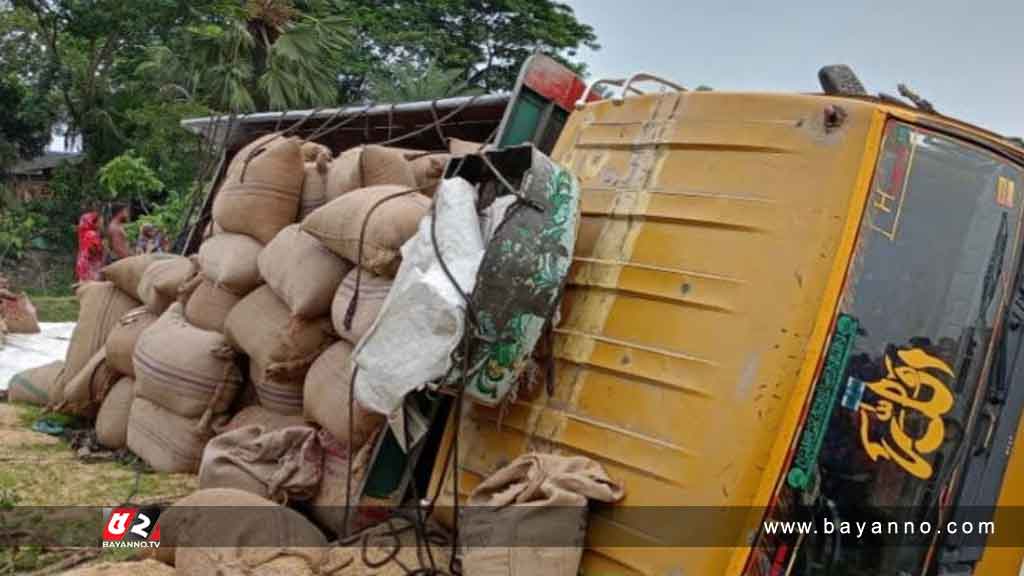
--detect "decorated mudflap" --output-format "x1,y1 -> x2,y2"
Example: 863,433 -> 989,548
444,145 -> 580,406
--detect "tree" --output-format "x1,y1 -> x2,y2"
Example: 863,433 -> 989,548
366,61 -> 485,103
0,73 -> 52,170
334,0 -> 599,99
136,0 -> 349,113
0,7 -> 55,170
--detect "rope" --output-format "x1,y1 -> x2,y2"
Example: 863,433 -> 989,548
376,95 -> 482,148
342,183 -> 434,332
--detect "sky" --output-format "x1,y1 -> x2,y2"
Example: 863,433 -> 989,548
562,0 -> 1023,138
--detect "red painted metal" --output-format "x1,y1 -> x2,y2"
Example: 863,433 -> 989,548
520,54 -> 598,111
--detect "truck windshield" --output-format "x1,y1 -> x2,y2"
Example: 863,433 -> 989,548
805,122 -> 1024,574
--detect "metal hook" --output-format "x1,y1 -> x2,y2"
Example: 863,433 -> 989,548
575,77 -> 645,110
612,72 -> 686,104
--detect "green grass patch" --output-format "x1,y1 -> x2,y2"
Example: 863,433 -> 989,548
31,296 -> 79,322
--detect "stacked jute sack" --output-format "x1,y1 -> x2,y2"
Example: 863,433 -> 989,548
6,134 -> 478,568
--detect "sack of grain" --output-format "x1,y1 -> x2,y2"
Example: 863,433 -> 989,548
225,286 -> 334,372
96,376 -> 134,449
461,454 -> 625,576
197,233 -> 264,296
198,425 -> 322,503
134,303 -> 241,424
53,282 -> 140,405
158,488 -> 327,571
248,363 -> 307,415
299,152 -> 331,220
0,291 -> 39,333
310,428 -> 378,537
184,279 -> 240,333
213,134 -> 304,243
7,360 -> 63,406
325,145 -> 417,202
258,224 -> 351,318
126,397 -> 214,473
105,307 -> 158,377
138,256 -> 197,314
304,341 -> 384,451
302,185 -> 431,277
448,137 -> 484,156
216,405 -> 306,435
408,152 -> 449,197
300,141 -> 331,162
331,269 -> 391,345
56,347 -> 120,417
225,286 -> 333,414
102,254 -> 174,301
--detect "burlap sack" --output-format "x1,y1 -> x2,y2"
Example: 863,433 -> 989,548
331,269 -> 391,345
225,287 -> 333,414
54,282 -> 140,405
310,428 -> 378,537
217,405 -> 306,435
304,341 -> 384,451
197,233 -> 264,296
7,360 -> 63,406
198,425 -> 322,503
461,454 -> 625,576
134,303 -> 241,424
213,134 -> 304,243
302,186 -> 431,277
258,224 -> 351,318
299,153 -> 331,220
138,256 -> 197,314
102,254 -> 174,301
96,376 -> 134,449
156,488 -> 326,569
126,397 -> 213,474
56,347 -> 119,417
60,559 -> 174,576
324,146 -> 417,202
225,286 -> 334,373
0,291 -> 39,333
448,137 -> 484,156
408,152 -> 449,197
300,141 -> 331,162
105,307 -> 157,377
247,358 -> 306,415
185,278 -> 241,333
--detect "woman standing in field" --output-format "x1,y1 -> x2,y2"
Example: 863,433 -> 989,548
75,211 -> 103,282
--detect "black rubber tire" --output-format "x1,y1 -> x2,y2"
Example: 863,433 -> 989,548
818,65 -> 867,96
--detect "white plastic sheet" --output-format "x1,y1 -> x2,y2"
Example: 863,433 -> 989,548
0,322 -> 74,391
353,178 -> 485,417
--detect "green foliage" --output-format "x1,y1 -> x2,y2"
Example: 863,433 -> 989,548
367,61 -> 484,103
0,202 -> 41,265
126,187 -> 192,247
335,0 -> 599,97
98,152 -> 164,202
137,0 -> 350,113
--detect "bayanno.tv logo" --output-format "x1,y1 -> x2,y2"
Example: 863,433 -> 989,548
102,507 -> 161,549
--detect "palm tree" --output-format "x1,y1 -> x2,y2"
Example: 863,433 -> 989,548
138,0 -> 348,113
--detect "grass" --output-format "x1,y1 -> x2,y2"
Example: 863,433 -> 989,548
0,402 -> 197,573
31,296 -> 79,322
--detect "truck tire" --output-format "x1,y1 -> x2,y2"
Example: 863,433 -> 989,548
818,65 -> 867,96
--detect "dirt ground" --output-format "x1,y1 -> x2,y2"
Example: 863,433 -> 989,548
0,402 -> 196,575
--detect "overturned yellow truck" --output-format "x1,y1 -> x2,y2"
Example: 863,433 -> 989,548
182,60 -> 1024,575
425,67 -> 1024,575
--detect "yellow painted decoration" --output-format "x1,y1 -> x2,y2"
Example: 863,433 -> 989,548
857,348 -> 954,479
